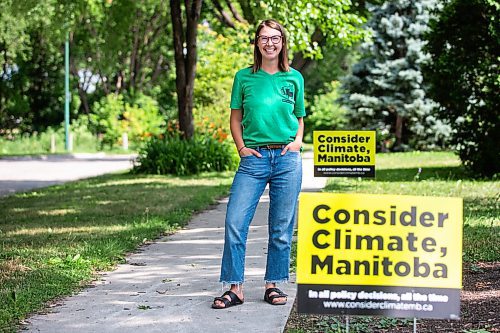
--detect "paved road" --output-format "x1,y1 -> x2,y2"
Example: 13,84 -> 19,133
0,153 -> 136,197
21,152 -> 327,333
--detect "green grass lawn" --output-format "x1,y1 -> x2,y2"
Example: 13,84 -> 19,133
0,172 -> 233,331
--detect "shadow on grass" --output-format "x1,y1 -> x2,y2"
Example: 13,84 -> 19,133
324,166 -> 472,192
0,171 -> 232,250
374,166 -> 469,182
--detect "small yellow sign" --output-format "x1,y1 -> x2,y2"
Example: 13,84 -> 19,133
313,131 -> 376,177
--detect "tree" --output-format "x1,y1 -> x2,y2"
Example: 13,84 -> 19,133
170,0 -> 202,139
69,0 -> 172,112
0,1 -> 61,132
299,45 -> 356,141
1,0 -> 372,141
265,1 -> 367,72
341,0 -> 451,151
205,0 -> 369,70
1,0 -> 175,133
304,81 -> 348,142
425,0 -> 499,177
207,0 -> 246,29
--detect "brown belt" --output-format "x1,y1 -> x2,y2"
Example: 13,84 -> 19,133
257,144 -> 287,149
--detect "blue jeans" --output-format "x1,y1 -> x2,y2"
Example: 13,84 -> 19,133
220,148 -> 302,284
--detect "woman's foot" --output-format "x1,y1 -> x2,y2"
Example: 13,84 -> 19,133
212,285 -> 244,309
264,283 -> 287,305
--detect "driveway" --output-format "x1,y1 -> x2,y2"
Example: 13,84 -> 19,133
0,153 -> 136,197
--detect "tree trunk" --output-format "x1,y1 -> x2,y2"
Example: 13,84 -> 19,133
211,0 -> 236,29
68,67 -> 90,115
129,11 -> 141,91
236,0 -> 255,24
225,0 -> 245,23
290,52 -> 311,72
69,36 -> 90,115
395,114 -> 404,147
291,28 -> 323,72
115,70 -> 124,94
151,54 -> 165,83
170,0 -> 202,139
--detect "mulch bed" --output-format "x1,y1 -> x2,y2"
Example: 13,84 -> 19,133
285,262 -> 500,332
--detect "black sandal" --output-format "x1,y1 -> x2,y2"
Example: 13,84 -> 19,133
264,287 -> 288,305
212,290 -> 244,309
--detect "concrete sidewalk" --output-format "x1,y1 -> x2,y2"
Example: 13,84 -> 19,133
24,152 -> 326,333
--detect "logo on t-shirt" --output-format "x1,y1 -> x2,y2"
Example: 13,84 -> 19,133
281,84 -> 295,105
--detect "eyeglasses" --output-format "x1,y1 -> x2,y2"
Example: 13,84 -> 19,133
258,35 -> 282,44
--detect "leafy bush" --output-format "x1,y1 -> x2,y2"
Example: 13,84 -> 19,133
90,93 -> 164,149
133,134 -> 239,176
70,116 -> 101,151
193,25 -> 252,139
124,94 -> 165,142
304,81 -> 347,142
90,94 -> 125,148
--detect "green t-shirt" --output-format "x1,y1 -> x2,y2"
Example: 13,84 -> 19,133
230,67 -> 306,148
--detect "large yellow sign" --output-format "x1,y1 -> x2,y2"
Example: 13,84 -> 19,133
297,193 -> 463,319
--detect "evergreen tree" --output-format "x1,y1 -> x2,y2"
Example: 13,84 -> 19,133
341,0 -> 451,151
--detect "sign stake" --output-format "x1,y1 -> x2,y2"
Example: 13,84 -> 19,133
346,315 -> 349,333
413,317 -> 417,333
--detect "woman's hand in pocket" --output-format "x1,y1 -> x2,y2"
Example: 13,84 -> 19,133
239,147 -> 262,158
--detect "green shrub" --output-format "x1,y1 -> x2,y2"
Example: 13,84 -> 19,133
90,93 -> 165,149
70,116 -> 101,151
193,25 -> 252,139
133,135 -> 239,176
89,94 -> 123,148
304,81 -> 347,142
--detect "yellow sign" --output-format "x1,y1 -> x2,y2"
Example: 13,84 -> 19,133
313,131 -> 376,177
297,193 -> 463,288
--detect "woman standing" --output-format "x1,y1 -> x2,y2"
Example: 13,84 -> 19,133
212,19 -> 305,309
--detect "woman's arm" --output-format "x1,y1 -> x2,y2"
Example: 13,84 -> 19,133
230,109 -> 262,157
230,109 -> 245,152
282,117 -> 304,155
